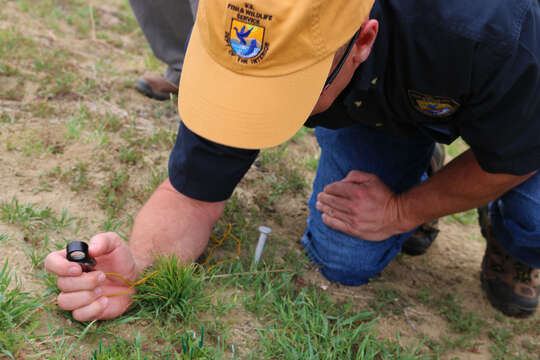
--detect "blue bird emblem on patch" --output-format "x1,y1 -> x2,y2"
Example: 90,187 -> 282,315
233,25 -> 253,45
230,19 -> 264,59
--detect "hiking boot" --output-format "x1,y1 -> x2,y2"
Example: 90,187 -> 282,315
401,143 -> 445,256
135,74 -> 178,101
402,220 -> 440,256
478,206 -> 540,317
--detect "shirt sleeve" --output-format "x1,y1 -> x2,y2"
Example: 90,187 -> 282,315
459,6 -> 540,175
168,122 -> 259,202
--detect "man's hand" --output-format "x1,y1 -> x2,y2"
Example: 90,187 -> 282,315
316,170 -> 410,241
45,233 -> 137,321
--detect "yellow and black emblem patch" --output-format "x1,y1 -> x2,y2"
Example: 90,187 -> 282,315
408,90 -> 460,118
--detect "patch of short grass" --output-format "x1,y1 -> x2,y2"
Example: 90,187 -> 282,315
22,234 -> 51,269
302,155 -> 320,171
369,284 -> 411,316
96,169 -> 130,218
21,102 -> 58,118
0,261 -> 43,359
0,111 -> 15,124
0,197 -> 53,231
90,335 -> 147,360
62,162 -> 92,192
0,233 -> 9,244
0,27 -> 35,60
240,271 -> 423,359
415,287 -> 485,354
118,145 -> 144,166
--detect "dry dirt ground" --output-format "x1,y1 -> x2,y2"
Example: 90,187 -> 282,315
0,0 -> 539,359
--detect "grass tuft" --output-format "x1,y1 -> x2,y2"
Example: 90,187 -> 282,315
0,261 -> 42,358
134,255 -> 209,320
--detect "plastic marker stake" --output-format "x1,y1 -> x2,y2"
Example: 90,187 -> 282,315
254,226 -> 272,264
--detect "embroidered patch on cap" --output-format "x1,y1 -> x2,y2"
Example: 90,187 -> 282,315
230,20 -> 264,59
225,3 -> 272,64
408,90 -> 460,118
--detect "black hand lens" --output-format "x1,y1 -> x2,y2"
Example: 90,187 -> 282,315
66,241 -> 96,272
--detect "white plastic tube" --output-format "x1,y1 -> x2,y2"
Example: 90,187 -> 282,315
254,226 -> 272,264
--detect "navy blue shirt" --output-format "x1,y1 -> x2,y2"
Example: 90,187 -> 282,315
170,0 -> 540,201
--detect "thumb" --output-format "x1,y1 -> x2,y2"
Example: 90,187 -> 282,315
343,170 -> 376,184
88,232 -> 124,258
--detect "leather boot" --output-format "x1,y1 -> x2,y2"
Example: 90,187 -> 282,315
135,74 -> 179,101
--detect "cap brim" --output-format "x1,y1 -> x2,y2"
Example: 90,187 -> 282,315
178,22 -> 333,149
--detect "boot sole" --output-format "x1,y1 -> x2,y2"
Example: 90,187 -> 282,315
401,242 -> 430,256
480,271 -> 537,318
135,79 -> 171,101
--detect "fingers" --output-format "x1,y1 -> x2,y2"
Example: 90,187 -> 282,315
343,170 -> 375,183
316,198 -> 351,224
323,181 -> 358,198
45,250 -> 82,277
57,271 -> 106,292
317,192 -> 351,213
88,232 -> 124,258
57,288 -> 105,311
321,212 -> 379,240
72,297 -> 109,322
321,213 -> 351,235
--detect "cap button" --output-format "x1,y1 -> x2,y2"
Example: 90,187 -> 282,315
354,100 -> 363,108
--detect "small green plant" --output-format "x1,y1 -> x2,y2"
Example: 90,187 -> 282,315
97,169 -> 130,217
135,166 -> 169,204
22,132 -> 47,157
45,319 -> 97,360
178,327 -> 211,360
61,162 -> 91,192
90,334 -> 147,360
21,102 -> 57,118
369,284 -> 411,316
49,208 -> 76,232
302,155 -> 319,171
145,128 -> 176,150
100,113 -> 123,132
0,63 -> 18,77
134,254 -> 209,320
119,145 -> 144,165
0,233 -> 8,244
64,106 -> 91,140
0,197 -> 53,231
0,261 -> 42,358
22,234 -> 50,269
0,111 -> 14,124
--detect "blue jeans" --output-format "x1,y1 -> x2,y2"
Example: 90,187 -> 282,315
301,124 -> 540,286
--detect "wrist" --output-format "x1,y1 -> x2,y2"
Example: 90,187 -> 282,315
394,193 -> 424,233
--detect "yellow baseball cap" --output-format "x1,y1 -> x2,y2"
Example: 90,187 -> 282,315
179,0 -> 375,149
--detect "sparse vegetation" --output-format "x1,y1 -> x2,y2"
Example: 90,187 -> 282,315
0,0 -> 537,358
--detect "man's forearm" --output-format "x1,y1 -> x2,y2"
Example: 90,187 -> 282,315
398,149 -> 536,231
129,178 -> 225,274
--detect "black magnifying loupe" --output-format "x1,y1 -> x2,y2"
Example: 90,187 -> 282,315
66,241 -> 96,272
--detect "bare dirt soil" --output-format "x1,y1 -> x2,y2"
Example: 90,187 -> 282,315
1,0 -> 538,359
